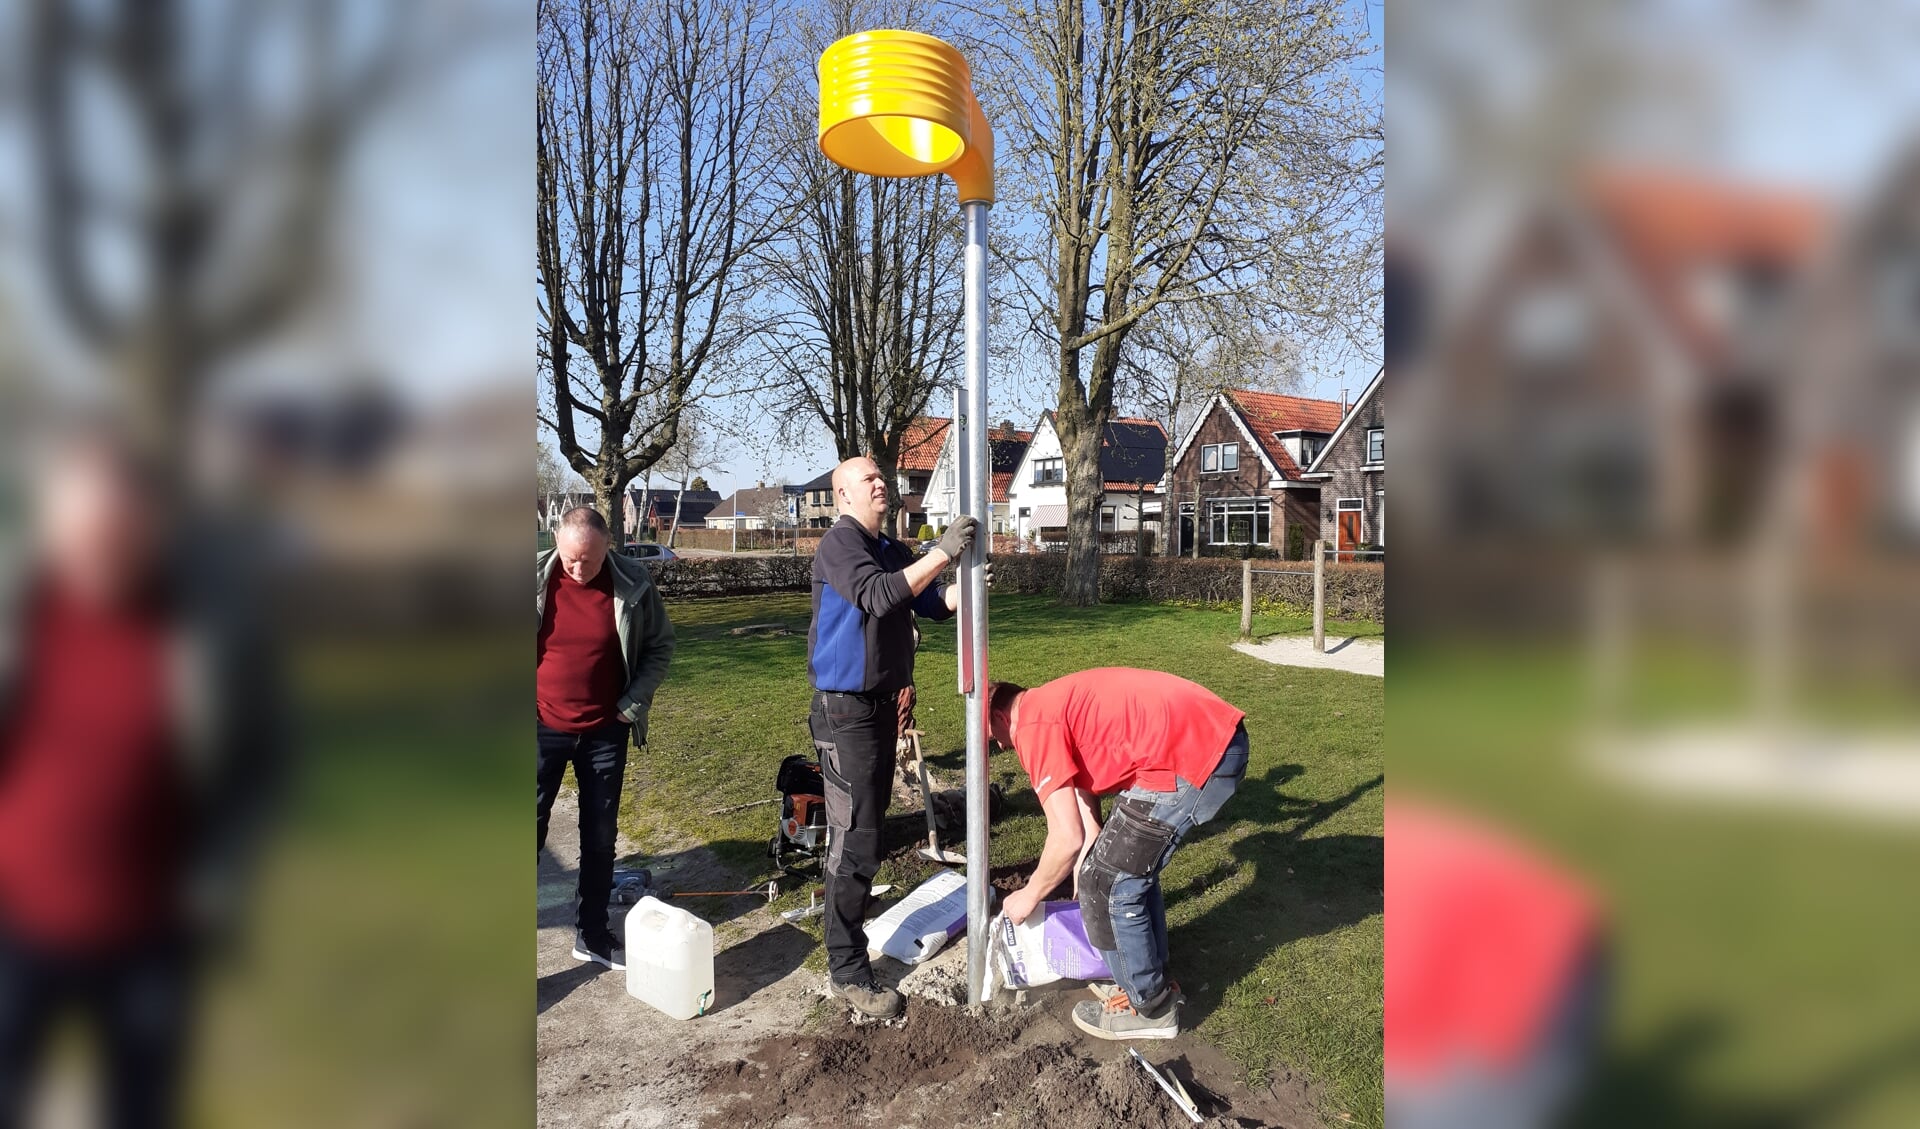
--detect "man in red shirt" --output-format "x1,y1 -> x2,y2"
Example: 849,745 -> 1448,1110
537,508 -> 674,970
0,424 -> 280,1129
987,669 -> 1248,1040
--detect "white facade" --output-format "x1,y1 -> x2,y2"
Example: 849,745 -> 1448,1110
924,425 -> 1016,533
1002,414 -> 1156,545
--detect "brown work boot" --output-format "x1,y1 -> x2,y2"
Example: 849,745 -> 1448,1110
830,979 -> 904,1019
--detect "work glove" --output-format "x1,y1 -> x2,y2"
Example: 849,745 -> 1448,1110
936,514 -> 978,562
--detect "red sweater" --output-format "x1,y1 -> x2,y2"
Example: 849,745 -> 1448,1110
0,582 -> 185,949
536,566 -> 625,731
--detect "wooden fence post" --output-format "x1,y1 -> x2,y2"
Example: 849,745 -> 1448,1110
1240,559 -> 1253,640
1313,539 -> 1326,653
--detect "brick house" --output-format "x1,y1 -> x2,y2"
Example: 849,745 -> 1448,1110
1300,368 -> 1386,557
889,416 -> 951,538
795,469 -> 837,528
624,487 -> 722,539
1414,168 -> 1826,547
709,482 -> 802,529
1164,389 -> 1345,557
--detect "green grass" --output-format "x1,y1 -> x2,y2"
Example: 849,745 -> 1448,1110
1392,639 -> 1920,1128
631,593 -> 1384,1127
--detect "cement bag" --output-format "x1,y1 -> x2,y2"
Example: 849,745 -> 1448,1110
989,900 -> 1111,990
865,869 -> 968,965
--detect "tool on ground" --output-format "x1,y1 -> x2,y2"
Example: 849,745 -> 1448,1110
906,728 -> 967,865
768,753 -> 831,865
779,884 -> 894,922
663,880 -> 781,904
1128,1049 -> 1204,1124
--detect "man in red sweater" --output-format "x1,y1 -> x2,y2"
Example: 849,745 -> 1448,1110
537,508 -> 674,970
987,669 -> 1248,1040
0,424 -> 279,1129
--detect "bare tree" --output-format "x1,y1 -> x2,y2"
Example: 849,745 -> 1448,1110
22,1 -> 431,474
751,0 -> 967,535
985,0 -> 1381,602
658,408 -> 721,546
537,0 -> 780,537
1119,299 -> 1306,445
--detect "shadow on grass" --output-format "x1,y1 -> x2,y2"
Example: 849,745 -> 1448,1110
1569,1015 -> 1920,1129
1172,767 -> 1384,1025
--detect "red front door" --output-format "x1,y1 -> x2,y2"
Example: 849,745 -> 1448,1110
1337,509 -> 1362,560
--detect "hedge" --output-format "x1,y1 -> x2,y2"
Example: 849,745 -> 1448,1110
649,550 -> 1384,622
986,554 -> 1384,622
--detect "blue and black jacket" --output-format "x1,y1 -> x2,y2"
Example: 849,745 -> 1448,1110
808,515 -> 953,694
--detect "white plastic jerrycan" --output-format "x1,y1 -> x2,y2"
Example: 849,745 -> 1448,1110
623,896 -> 714,1020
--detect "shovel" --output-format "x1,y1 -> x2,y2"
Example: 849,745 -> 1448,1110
906,729 -> 966,866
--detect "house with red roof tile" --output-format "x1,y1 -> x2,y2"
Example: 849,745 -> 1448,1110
997,411 -> 1167,547
1165,387 -> 1353,557
923,421 -> 1035,535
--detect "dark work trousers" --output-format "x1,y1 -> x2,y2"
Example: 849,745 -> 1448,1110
537,719 -> 631,940
808,690 -> 898,985
0,930 -> 193,1129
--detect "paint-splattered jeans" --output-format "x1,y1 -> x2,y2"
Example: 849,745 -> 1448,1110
1095,724 -> 1249,1015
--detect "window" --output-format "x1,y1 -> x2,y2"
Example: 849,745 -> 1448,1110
1200,442 -> 1238,473
1208,498 -> 1270,545
1100,506 -> 1116,532
1366,428 -> 1384,465
1033,457 -> 1064,484
1201,445 -> 1219,472
1222,443 -> 1238,470
1300,437 -> 1323,467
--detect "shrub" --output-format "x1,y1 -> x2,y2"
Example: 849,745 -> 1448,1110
916,524 -> 936,541
649,555 -> 813,599
984,554 -> 1383,622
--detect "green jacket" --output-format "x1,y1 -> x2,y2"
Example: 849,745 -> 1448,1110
537,549 -> 675,745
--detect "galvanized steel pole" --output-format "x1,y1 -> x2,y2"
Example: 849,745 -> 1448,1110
961,200 -> 991,1006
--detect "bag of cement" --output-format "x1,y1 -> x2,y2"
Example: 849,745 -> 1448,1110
865,869 -> 968,965
988,900 -> 1111,990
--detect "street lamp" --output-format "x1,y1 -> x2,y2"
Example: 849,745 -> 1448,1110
818,29 -> 995,1006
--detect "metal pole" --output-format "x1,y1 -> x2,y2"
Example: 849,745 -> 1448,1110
961,200 -> 991,1006
954,385 -> 970,694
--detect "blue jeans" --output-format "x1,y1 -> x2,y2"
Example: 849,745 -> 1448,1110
1094,724 -> 1249,1013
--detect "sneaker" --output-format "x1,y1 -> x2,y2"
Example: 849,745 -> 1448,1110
572,929 -> 625,971
1089,979 -> 1184,1005
1071,991 -> 1179,1041
829,979 -> 904,1019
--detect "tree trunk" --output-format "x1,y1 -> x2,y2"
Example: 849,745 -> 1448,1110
1057,398 -> 1107,606
594,469 -> 631,545
668,475 -> 687,547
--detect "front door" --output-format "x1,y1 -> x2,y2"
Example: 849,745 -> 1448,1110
1336,499 -> 1362,560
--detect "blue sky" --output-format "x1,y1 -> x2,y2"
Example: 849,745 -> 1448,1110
546,0 -> 1385,498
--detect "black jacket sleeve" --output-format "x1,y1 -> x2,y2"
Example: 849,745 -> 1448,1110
816,525 -> 914,618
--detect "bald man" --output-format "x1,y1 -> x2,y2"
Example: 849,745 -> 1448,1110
807,457 -> 975,1018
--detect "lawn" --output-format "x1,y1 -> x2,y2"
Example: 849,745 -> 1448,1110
630,592 -> 1385,1127
1392,639 -> 1920,1128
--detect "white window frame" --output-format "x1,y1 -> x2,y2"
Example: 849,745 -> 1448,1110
1366,428 -> 1384,465
1099,505 -> 1117,531
1221,442 -> 1238,471
1033,456 -> 1064,484
1207,497 -> 1271,546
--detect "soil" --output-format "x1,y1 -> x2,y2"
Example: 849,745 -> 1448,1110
684,997 -> 1320,1129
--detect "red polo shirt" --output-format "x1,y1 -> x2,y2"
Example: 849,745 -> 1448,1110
1012,668 -> 1245,802
536,565 -> 624,732
1386,800 -> 1602,1080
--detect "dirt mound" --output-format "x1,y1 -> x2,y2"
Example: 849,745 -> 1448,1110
687,1000 -> 1306,1128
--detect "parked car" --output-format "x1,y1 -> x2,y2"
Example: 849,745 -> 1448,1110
619,542 -> 678,563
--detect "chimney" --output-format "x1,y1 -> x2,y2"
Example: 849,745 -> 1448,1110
1340,388 -> 1349,416
757,480 -> 765,489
